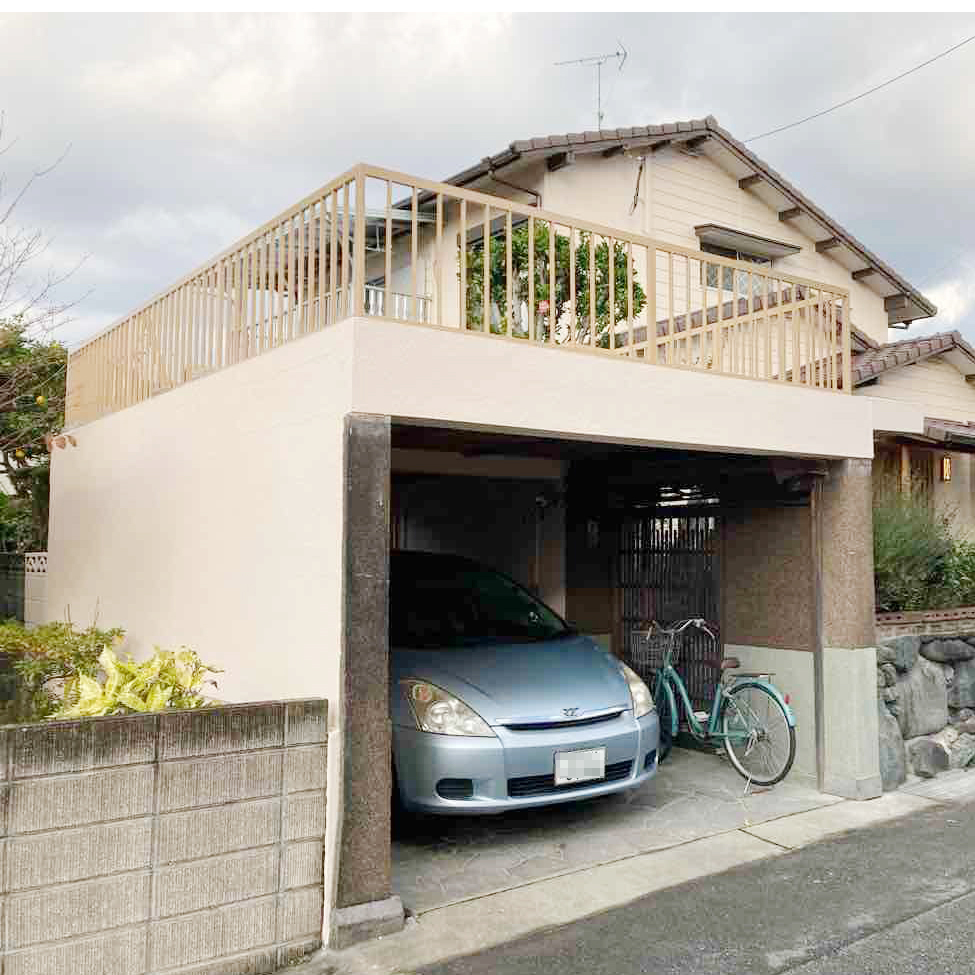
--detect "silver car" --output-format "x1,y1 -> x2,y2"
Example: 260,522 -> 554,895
390,551 -> 660,814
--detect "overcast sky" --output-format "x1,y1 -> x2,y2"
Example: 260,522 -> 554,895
3,12 -> 975,348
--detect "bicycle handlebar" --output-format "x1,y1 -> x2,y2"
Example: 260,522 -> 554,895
646,617 -> 719,642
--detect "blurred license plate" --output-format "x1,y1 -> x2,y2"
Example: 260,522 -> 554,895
554,747 -> 606,786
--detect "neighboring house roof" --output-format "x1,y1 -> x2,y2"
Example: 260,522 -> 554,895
443,115 -> 936,328
851,330 -> 975,386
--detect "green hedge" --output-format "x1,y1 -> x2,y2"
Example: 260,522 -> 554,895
874,494 -> 975,612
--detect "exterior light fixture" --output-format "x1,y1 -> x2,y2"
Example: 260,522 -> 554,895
941,455 -> 952,482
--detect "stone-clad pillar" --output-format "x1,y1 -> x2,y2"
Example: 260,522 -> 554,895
330,414 -> 404,947
815,458 -> 882,799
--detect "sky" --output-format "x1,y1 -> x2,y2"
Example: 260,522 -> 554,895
3,11 -> 975,348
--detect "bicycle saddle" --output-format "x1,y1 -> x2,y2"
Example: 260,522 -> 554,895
705,656 -> 740,670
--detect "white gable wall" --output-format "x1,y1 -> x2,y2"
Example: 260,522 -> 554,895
538,149 -> 890,343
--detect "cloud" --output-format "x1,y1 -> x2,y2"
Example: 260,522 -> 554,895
3,12 -> 975,345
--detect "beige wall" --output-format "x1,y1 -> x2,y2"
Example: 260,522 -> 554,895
48,328 -> 353,938
349,318 -> 875,460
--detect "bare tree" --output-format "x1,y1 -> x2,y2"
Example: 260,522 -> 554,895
0,114 -> 78,551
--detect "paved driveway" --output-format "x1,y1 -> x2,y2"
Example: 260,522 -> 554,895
393,746 -> 840,915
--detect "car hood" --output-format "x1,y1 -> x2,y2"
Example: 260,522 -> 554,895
390,634 -> 631,726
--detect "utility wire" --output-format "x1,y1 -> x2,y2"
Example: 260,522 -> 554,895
746,31 -> 975,143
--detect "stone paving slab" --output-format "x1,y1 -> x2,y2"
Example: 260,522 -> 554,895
393,747 -> 840,914
742,792 -> 934,849
901,767 -> 975,802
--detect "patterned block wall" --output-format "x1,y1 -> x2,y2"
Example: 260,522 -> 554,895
0,699 -> 328,975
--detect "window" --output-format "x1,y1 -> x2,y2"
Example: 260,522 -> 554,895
701,242 -> 771,294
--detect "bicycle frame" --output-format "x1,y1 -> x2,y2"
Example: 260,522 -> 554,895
654,663 -> 795,743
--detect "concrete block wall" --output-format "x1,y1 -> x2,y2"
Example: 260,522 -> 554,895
0,699 -> 328,975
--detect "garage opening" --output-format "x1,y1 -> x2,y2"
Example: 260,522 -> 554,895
385,425 -> 831,916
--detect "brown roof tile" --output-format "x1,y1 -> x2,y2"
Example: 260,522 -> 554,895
851,330 -> 975,385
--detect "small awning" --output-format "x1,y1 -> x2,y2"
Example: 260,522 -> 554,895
880,418 -> 975,455
694,224 -> 801,260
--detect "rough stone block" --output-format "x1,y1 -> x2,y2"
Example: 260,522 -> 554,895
3,926 -> 146,975
156,847 -> 279,917
286,700 -> 328,745
329,895 -> 404,949
149,896 -> 277,971
949,658 -> 975,709
906,736 -> 950,778
895,657 -> 948,738
7,818 -> 152,890
922,639 -> 975,664
158,797 -> 280,864
7,871 -> 150,948
877,698 -> 907,792
879,635 -> 920,672
10,765 -> 154,833
159,703 -> 284,761
280,886 -> 325,942
285,745 -> 327,793
159,750 -> 282,812
284,840 -> 324,889
286,790 -> 326,841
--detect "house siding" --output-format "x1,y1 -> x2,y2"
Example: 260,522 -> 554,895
859,356 -> 975,533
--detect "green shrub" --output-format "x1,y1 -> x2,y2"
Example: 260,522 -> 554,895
54,646 -> 220,718
0,621 -> 221,722
873,494 -> 954,612
0,620 -> 123,722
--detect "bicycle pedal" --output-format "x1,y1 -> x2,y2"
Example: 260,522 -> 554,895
692,710 -> 709,723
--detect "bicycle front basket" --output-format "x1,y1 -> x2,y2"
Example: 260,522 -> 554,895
629,626 -> 676,679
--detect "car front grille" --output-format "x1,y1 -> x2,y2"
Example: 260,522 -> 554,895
501,711 -> 625,732
507,759 -> 633,799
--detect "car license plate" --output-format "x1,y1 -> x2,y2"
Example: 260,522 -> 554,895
554,747 -> 606,786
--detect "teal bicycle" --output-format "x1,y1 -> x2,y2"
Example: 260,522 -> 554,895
636,618 -> 797,786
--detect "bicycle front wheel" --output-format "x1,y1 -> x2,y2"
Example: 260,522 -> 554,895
720,683 -> 796,786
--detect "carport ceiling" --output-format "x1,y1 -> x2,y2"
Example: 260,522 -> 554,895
391,425 -> 826,506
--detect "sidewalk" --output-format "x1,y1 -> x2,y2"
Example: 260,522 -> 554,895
302,786 -> 939,975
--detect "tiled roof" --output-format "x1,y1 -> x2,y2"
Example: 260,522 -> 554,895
443,115 -> 936,326
851,330 -> 975,386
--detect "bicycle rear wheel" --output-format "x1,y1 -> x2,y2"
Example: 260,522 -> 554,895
654,680 -> 674,763
720,683 -> 795,786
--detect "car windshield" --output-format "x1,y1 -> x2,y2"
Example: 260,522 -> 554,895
391,558 -> 570,649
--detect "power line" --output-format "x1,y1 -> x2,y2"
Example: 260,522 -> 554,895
746,31 -> 975,143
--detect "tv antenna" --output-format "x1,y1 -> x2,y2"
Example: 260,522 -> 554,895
555,42 -> 628,131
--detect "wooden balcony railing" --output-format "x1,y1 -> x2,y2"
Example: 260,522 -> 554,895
65,164 -> 851,427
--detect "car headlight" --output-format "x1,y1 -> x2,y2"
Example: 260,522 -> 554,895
619,662 -> 655,719
401,679 -> 496,737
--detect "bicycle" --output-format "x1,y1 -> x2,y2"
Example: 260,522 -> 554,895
632,618 -> 797,786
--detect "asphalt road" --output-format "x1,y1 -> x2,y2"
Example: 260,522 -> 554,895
420,798 -> 975,975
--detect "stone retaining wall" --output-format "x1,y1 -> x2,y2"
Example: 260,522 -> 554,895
0,699 -> 328,975
876,632 -> 975,791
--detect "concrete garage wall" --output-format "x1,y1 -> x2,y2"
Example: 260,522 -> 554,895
722,504 -> 815,783
723,644 -> 816,783
393,473 -> 566,615
0,700 -> 327,975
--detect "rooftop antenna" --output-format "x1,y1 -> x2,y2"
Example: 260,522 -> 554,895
554,42 -> 627,131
